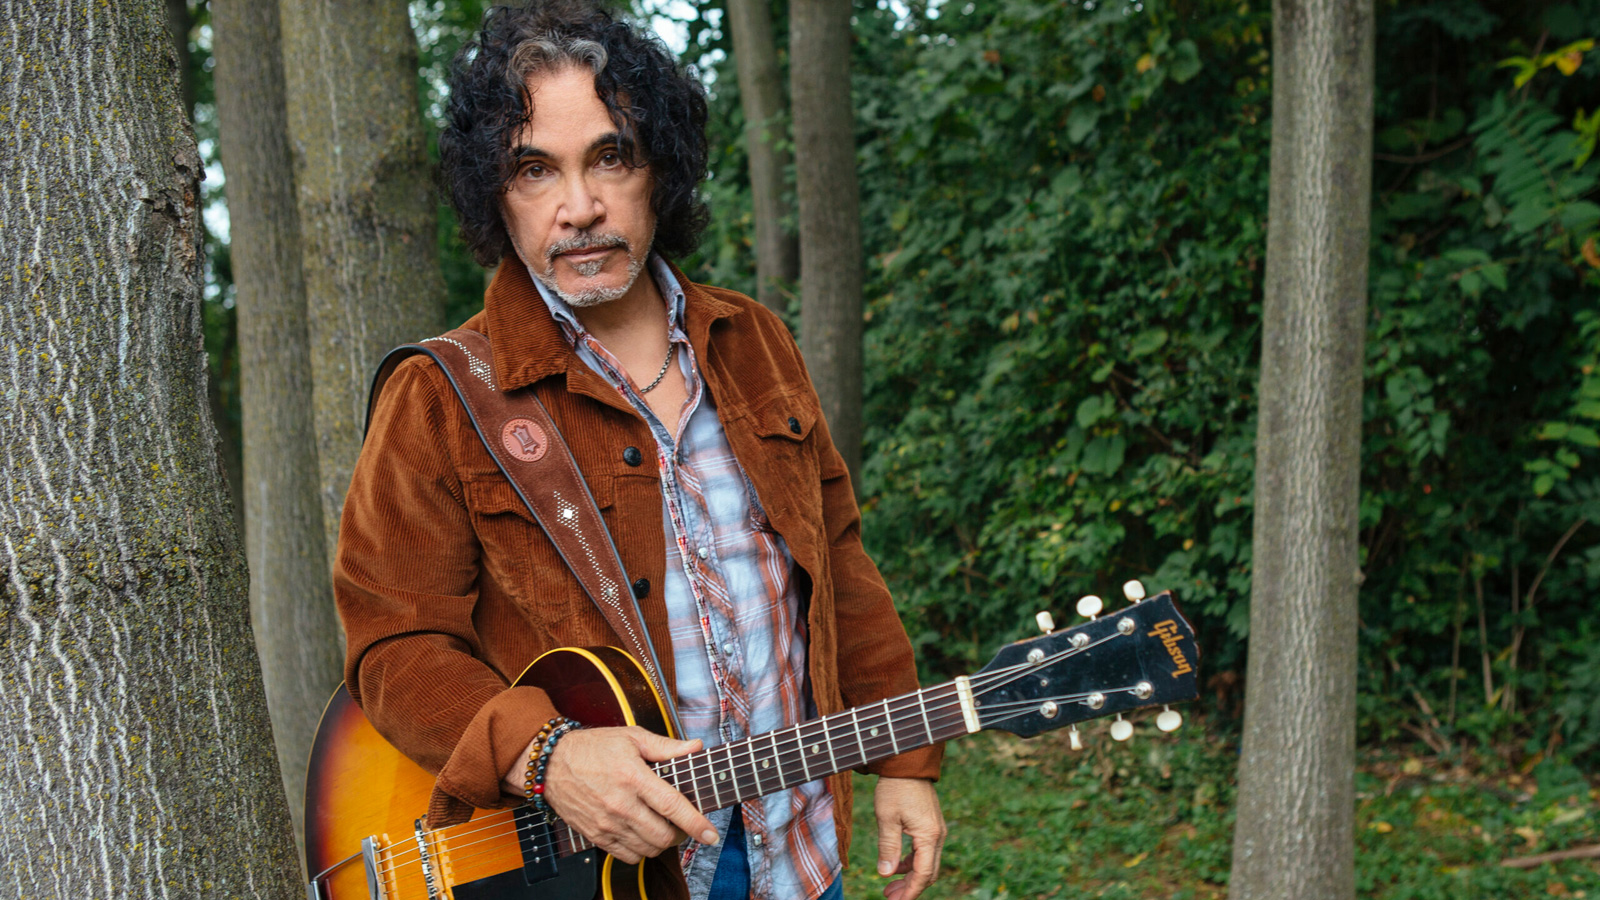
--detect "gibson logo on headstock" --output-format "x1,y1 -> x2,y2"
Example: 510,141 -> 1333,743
1148,620 -> 1193,678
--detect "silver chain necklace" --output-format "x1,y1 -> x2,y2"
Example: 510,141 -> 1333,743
639,339 -> 676,394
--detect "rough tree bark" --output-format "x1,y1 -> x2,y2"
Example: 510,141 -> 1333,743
1228,2 -> 1373,899
728,0 -> 799,315
791,0 -> 864,491
0,1 -> 301,894
213,0 -> 342,852
280,0 -> 447,558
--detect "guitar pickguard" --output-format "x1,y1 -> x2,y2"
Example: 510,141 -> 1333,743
450,849 -> 597,900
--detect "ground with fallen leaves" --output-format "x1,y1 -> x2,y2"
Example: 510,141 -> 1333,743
843,722 -> 1600,899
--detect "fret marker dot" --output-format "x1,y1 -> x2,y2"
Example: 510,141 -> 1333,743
719,772 -> 728,781
870,728 -> 879,736
811,745 -> 820,754
762,760 -> 770,768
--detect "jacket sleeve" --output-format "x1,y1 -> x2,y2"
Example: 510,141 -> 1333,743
334,355 -> 556,826
796,353 -> 945,782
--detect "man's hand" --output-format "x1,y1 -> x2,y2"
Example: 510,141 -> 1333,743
501,726 -> 717,864
874,776 -> 946,900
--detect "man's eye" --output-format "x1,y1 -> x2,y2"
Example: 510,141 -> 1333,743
598,151 -> 622,168
521,163 -> 547,179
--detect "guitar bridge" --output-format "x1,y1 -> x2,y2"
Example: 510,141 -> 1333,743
361,836 -> 388,900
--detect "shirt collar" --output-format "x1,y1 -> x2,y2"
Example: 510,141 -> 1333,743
481,253 -> 741,394
527,253 -> 688,345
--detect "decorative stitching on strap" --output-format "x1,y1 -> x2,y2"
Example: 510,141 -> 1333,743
422,336 -> 495,390
553,488 -> 658,683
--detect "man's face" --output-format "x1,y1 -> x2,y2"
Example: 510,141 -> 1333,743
503,65 -> 655,307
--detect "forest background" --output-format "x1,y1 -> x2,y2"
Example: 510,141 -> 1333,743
172,0 -> 1599,895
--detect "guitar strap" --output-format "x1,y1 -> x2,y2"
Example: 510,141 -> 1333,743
365,327 -> 684,737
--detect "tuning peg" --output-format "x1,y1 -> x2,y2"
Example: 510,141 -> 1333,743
1122,580 -> 1146,603
1035,611 -> 1056,634
1075,594 -> 1103,619
1068,725 -> 1083,751
1156,706 -> 1183,733
1110,714 -> 1134,742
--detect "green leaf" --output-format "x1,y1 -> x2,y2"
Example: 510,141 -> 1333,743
1540,421 -> 1572,439
1169,40 -> 1202,84
1130,327 -> 1169,357
1081,435 -> 1126,476
1067,105 -> 1100,144
1567,424 -> 1600,447
1534,472 -> 1557,496
1076,395 -> 1109,428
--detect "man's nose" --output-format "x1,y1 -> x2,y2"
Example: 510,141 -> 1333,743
557,172 -> 603,231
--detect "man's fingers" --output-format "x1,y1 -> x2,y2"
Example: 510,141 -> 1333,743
640,770 -> 718,845
876,819 -> 904,876
632,729 -> 702,762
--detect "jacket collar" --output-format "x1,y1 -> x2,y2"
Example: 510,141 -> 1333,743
481,254 -> 743,394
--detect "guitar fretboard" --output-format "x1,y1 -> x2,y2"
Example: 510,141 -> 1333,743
550,681 -> 970,857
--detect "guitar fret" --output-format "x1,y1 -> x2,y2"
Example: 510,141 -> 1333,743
851,708 -> 867,770
823,716 -> 838,775
771,730 -> 786,791
798,722 -> 813,783
885,698 -> 899,756
724,740 -> 739,808
917,690 -> 934,744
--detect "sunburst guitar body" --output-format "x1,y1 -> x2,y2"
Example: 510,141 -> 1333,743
304,589 -> 1201,900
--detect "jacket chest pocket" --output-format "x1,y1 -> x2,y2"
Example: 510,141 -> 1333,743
742,394 -> 823,538
461,468 -> 614,623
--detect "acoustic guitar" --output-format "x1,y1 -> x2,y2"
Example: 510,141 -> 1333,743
303,586 -> 1199,900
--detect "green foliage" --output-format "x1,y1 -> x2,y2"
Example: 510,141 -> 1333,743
846,732 -> 1600,898
686,0 -> 1600,765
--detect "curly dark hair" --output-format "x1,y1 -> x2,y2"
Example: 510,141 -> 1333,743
439,0 -> 710,266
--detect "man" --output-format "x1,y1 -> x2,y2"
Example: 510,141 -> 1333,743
334,3 -> 943,899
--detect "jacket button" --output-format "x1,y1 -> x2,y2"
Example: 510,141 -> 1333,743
623,446 -> 643,466
632,578 -> 650,598
787,416 -> 801,435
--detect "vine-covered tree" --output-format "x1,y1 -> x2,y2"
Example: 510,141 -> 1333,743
213,0 -> 342,849
1229,0 -> 1374,897
0,0 -> 300,892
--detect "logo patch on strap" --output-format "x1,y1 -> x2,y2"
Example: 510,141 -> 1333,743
501,418 -> 548,462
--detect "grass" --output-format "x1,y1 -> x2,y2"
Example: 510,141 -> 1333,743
842,721 -> 1600,899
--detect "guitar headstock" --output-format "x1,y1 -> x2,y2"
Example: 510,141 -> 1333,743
970,583 -> 1199,743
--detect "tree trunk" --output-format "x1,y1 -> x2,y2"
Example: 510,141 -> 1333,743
213,0 -> 342,855
280,0 -> 447,559
0,2 -> 301,894
728,0 -> 799,315
791,0 -> 864,491
1228,2 -> 1373,899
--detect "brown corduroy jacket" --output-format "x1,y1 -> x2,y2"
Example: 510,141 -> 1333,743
334,259 -> 942,862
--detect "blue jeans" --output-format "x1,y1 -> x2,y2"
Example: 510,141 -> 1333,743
706,809 -> 844,900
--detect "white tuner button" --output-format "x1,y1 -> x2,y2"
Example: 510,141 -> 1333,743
1076,595 -> 1103,619
1123,580 -> 1146,602
1157,707 -> 1183,733
1068,726 -> 1083,751
1035,611 -> 1056,634
1110,716 -> 1134,742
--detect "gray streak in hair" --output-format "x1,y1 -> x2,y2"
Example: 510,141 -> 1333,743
507,37 -> 608,86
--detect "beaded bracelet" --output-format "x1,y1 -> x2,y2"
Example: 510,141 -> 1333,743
523,717 -> 564,798
528,717 -> 582,815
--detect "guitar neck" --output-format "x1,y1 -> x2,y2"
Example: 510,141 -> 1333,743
550,682 -> 968,858
654,681 -> 969,813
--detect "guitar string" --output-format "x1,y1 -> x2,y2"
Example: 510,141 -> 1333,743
374,627 -> 1149,876
375,699 -> 974,874
373,679 -> 1131,882
374,668 -> 1024,871
373,640 -> 1127,876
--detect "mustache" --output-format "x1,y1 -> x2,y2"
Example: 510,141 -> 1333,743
546,232 -> 629,262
